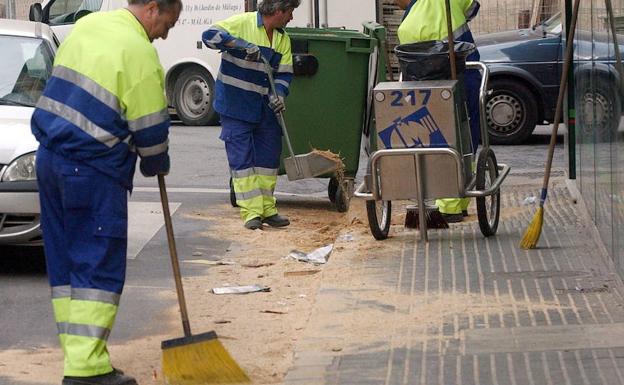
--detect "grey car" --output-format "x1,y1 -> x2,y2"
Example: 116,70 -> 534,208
0,19 -> 57,245
477,13 -> 622,144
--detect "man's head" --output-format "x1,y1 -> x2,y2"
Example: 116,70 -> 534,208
258,0 -> 300,29
127,0 -> 182,41
394,0 -> 411,10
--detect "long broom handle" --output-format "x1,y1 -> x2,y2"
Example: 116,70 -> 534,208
541,0 -> 581,195
444,0 -> 457,80
158,174 -> 192,337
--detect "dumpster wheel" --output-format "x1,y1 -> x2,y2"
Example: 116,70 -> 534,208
366,200 -> 391,240
333,179 -> 352,213
476,148 -> 500,237
328,177 -> 339,203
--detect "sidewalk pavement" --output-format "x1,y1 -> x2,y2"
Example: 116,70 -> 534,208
284,174 -> 624,385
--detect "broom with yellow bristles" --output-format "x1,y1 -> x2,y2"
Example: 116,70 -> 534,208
158,174 -> 250,384
520,0 -> 581,249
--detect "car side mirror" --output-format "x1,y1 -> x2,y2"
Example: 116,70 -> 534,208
29,3 -> 43,22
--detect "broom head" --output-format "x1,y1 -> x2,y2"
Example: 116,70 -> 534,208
520,207 -> 543,249
162,330 -> 250,384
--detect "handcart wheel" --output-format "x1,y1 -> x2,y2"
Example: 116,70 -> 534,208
328,177 -> 339,203
476,148 -> 500,237
334,181 -> 350,213
229,177 -> 238,208
366,200 -> 392,240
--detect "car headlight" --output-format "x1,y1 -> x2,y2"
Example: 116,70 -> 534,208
2,152 -> 37,182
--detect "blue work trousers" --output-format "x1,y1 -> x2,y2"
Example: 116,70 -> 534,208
36,145 -> 128,376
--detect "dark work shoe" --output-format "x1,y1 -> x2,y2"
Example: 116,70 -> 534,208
62,369 -> 137,385
441,213 -> 464,223
462,210 -> 469,217
244,217 -> 263,230
262,214 -> 290,227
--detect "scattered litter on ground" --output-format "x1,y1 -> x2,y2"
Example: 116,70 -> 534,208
284,269 -> 321,277
261,310 -> 287,315
184,259 -> 236,266
338,233 -> 354,242
212,285 -> 271,295
214,320 -> 232,324
241,262 -> 275,268
287,244 -> 333,264
523,196 -> 537,205
192,251 -> 203,256
299,294 -> 307,298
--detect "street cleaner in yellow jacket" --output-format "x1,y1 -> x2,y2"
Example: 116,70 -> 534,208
202,0 -> 300,230
31,0 -> 180,383
395,0 -> 481,223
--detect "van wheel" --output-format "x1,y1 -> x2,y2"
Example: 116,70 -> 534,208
173,66 -> 218,126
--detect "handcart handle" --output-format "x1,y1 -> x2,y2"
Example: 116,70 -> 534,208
465,61 -> 490,149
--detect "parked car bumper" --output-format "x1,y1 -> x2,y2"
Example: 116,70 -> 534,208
0,180 -> 41,246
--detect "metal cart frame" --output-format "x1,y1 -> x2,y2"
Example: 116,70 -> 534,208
355,61 -> 511,241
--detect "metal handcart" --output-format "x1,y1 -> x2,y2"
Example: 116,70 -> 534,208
354,61 -> 511,241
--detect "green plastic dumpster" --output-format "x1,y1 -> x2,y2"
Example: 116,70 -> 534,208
282,23 -> 386,212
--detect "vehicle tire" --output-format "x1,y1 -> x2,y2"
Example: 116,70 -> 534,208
486,78 -> 539,145
328,177 -> 339,203
229,177 -> 238,207
576,77 -> 621,143
173,66 -> 218,126
476,148 -> 500,237
366,200 -> 391,240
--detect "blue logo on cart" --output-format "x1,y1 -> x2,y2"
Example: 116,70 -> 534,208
378,106 -> 449,149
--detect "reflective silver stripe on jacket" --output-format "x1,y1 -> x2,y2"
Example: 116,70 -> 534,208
37,96 -> 121,148
52,65 -> 121,115
275,79 -> 290,90
218,72 -> 268,95
57,322 -> 111,340
278,64 -> 294,74
72,288 -> 120,306
51,285 -> 71,299
231,168 -> 254,178
465,1 -> 479,21
137,139 -> 169,157
235,188 -> 274,201
255,167 -> 278,176
128,109 -> 169,132
223,52 -> 265,72
452,23 -> 470,40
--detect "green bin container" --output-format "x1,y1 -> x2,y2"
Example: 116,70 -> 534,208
281,25 -> 385,210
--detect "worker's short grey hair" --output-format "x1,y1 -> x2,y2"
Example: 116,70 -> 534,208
258,0 -> 301,15
127,0 -> 181,12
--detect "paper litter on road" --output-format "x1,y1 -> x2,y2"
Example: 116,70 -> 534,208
184,259 -> 236,266
287,244 -> 333,264
523,196 -> 537,205
212,285 -> 271,295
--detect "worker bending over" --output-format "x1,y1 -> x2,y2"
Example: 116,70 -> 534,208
31,0 -> 180,383
202,0 -> 300,230
395,0 -> 481,223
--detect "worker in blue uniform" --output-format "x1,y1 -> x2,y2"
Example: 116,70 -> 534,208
31,0 -> 181,383
395,0 -> 481,223
202,0 -> 300,230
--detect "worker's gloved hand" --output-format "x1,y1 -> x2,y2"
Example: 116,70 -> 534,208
140,154 -> 170,177
243,43 -> 262,62
269,95 -> 286,113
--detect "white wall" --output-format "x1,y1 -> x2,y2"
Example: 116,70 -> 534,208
290,0 -> 377,31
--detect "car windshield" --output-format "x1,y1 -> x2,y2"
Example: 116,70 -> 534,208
537,12 -> 562,34
0,35 -> 53,108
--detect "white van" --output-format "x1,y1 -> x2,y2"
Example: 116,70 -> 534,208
29,0 -> 249,126
29,0 -> 376,125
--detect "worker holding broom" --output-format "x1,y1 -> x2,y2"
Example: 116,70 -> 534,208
31,0 -> 180,383
202,0 -> 300,230
395,0 -> 481,224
